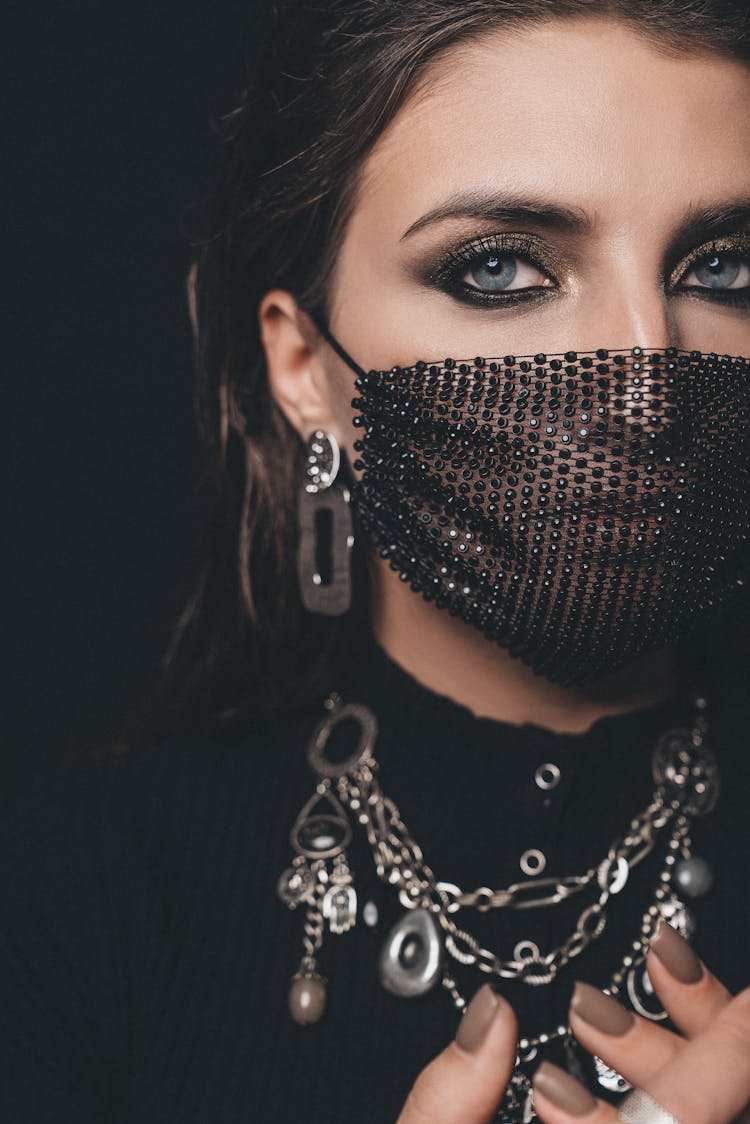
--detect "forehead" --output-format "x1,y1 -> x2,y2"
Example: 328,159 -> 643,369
351,18 -> 750,235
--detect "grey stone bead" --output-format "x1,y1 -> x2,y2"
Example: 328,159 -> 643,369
363,900 -> 379,928
673,856 -> 714,899
288,972 -> 327,1025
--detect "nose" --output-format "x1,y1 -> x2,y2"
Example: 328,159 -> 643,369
579,269 -> 680,352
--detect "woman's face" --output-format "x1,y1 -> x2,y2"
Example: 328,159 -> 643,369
319,16 -> 750,452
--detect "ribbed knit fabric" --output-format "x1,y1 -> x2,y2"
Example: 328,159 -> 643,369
1,637 -> 748,1123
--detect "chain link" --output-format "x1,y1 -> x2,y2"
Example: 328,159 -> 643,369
299,694 -> 712,1069
301,861 -> 328,966
326,715 -> 707,984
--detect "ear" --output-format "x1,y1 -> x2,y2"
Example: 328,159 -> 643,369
258,289 -> 338,443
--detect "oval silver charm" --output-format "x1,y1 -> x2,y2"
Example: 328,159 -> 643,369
307,702 -> 378,777
378,907 -> 444,998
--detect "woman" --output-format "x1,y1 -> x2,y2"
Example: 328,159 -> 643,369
2,1 -> 750,1121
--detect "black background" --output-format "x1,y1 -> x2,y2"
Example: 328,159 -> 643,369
6,3 -> 255,797
6,5 -> 749,801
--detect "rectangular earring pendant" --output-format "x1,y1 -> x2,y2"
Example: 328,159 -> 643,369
297,481 -> 354,614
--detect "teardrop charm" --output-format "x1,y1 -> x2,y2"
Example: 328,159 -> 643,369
378,907 -> 444,998
290,788 -> 352,861
288,971 -> 328,1025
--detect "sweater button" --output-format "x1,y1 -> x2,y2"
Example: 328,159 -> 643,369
520,848 -> 547,876
535,763 -> 561,790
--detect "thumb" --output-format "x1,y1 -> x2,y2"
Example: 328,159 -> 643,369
397,983 -> 518,1123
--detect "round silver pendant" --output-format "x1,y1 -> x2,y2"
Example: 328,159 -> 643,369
651,729 -> 719,815
378,908 -> 444,998
276,864 -> 314,907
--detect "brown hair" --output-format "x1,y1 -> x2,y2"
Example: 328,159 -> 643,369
133,0 -> 750,743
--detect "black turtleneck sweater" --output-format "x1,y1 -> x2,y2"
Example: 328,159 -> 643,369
1,638 -> 748,1123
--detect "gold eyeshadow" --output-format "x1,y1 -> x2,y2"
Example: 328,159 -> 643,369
407,225 -> 750,313
668,233 -> 750,290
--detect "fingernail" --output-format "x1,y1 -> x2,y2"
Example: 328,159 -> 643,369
650,919 -> 704,984
570,981 -> 635,1036
532,1061 -> 597,1116
455,983 -> 501,1053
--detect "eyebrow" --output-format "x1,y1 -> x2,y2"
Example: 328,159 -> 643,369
399,192 -> 750,244
671,199 -> 750,250
399,190 -> 592,241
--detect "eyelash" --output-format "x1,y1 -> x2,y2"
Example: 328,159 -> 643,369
430,232 -> 750,311
432,233 -> 554,308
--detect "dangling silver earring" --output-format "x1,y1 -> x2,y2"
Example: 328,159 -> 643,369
297,430 -> 354,615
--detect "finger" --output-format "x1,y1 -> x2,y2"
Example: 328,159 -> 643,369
397,982 -> 518,1124
647,985 -> 750,1124
531,1061 -> 619,1123
568,981 -> 683,1088
645,920 -> 732,1038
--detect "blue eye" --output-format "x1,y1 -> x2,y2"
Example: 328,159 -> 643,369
683,253 -> 749,291
695,255 -> 741,288
468,255 -> 518,291
429,231 -> 559,306
462,252 -> 552,294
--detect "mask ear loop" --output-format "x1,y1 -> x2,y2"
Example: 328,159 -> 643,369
306,308 -> 367,379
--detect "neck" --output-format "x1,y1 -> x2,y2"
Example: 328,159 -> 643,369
369,555 -> 678,734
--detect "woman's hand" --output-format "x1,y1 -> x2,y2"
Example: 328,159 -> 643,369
396,982 -> 518,1122
532,920 -> 750,1123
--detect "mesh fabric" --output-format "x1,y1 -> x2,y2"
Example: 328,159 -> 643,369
341,345 -> 750,683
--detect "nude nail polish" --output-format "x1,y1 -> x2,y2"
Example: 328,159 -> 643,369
455,983 -> 501,1053
532,1061 -> 597,1116
571,981 -> 635,1035
650,919 -> 704,984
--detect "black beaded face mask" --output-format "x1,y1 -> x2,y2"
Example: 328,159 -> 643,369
315,318 -> 750,684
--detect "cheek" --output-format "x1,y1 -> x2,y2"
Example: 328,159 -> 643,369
671,299 -> 750,356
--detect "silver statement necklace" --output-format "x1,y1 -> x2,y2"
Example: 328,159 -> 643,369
276,690 -> 719,1123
